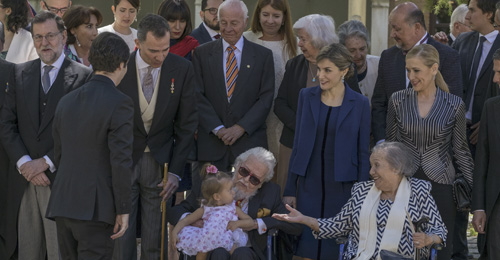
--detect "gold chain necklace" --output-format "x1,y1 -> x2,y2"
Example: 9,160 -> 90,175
308,64 -> 317,82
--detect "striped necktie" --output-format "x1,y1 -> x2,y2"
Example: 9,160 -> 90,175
226,45 -> 238,101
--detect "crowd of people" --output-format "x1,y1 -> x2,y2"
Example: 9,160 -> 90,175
0,0 -> 500,259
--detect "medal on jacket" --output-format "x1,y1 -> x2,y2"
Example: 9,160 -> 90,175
170,78 -> 174,94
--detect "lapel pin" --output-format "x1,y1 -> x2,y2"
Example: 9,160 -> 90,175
170,78 -> 175,94
247,65 -> 250,69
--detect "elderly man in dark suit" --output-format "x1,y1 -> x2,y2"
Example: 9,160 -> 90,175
0,11 -> 91,260
46,32 -> 133,260
194,0 -> 274,172
191,0 -> 223,44
0,58 -> 14,259
113,14 -> 197,260
371,2 -> 463,143
167,147 -> 302,260
472,48 -> 500,260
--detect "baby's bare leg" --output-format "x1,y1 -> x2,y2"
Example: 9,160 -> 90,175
196,252 -> 207,260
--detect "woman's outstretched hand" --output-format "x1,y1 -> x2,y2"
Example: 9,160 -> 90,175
272,204 -> 305,224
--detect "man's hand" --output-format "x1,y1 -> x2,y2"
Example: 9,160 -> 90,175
220,125 -> 245,145
158,172 -> 179,201
111,214 -> 129,239
30,172 -> 51,186
20,158 -> 49,181
469,122 -> 480,145
472,211 -> 487,234
432,31 -> 448,45
282,196 -> 296,209
216,127 -> 227,139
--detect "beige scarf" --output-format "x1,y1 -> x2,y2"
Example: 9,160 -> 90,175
355,177 -> 412,260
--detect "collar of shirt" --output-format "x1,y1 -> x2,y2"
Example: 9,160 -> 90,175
202,22 -> 220,40
40,52 -> 66,85
136,50 -> 161,84
222,36 -> 244,53
449,33 -> 456,42
413,32 -> 429,48
479,29 -> 499,44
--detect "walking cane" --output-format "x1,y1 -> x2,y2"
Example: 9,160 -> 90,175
160,163 -> 168,260
413,217 -> 429,260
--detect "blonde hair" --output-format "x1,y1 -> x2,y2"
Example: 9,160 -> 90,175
199,163 -> 232,206
406,44 -> 449,93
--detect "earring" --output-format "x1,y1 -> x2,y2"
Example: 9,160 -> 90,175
75,35 -> 81,47
341,75 -> 345,83
134,17 -> 137,22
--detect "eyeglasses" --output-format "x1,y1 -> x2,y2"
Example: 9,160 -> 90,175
238,166 -> 262,186
33,32 -> 61,43
204,8 -> 218,15
43,1 -> 69,14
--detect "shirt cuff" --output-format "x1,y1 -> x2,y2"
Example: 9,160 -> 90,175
16,155 -> 32,174
473,209 -> 485,213
169,172 -> 181,181
180,212 -> 190,220
256,218 -> 267,234
43,155 -> 56,173
212,125 -> 224,135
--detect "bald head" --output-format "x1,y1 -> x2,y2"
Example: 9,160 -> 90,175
389,2 -> 427,51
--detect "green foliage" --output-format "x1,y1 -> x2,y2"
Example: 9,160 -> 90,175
425,0 -> 468,15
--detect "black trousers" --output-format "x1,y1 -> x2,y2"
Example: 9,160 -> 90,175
479,200 -> 500,260
55,217 -> 114,260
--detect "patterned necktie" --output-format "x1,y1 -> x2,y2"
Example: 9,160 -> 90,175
226,45 -> 238,101
214,34 -> 221,40
142,66 -> 154,103
42,65 -> 54,94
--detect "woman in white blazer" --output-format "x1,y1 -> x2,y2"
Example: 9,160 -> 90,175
0,0 -> 37,63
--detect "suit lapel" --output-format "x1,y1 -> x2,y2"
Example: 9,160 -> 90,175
150,55 -> 179,132
22,60 -> 42,130
39,59 -> 78,134
336,86 -> 355,130
395,51 -> 407,89
121,53 -> 148,136
209,40 -> 227,104
309,87 -> 321,128
478,34 -> 500,81
231,38 -> 254,101
248,190 -> 261,218
465,33 -> 479,85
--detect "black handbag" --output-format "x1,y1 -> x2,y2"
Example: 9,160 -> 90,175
379,249 -> 413,260
453,174 -> 472,212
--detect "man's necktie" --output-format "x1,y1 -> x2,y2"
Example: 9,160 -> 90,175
42,65 -> 54,94
465,36 -> 487,110
142,66 -> 154,103
214,34 -> 221,39
226,45 -> 238,101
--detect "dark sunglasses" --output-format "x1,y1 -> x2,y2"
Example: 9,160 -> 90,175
238,166 -> 261,186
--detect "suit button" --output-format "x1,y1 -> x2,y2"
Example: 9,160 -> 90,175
43,102 -> 46,106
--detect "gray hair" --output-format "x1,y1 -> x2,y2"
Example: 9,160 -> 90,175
493,48 -> 500,61
450,4 -> 469,31
293,14 -> 339,50
337,19 -> 370,48
234,147 -> 276,182
218,0 -> 248,19
372,142 -> 414,177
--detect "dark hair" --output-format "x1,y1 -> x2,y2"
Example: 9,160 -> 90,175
405,8 -> 427,31
477,0 -> 497,24
316,43 -> 355,79
493,48 -> 500,61
31,11 -> 66,35
201,0 -> 208,10
1,0 -> 29,33
113,0 -> 140,10
63,5 -> 103,45
249,0 -> 297,59
137,14 -> 170,42
199,163 -> 232,207
89,32 -> 129,73
157,0 -> 192,41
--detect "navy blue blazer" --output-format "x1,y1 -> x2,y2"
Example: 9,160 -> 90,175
190,23 -> 213,45
285,85 -> 370,194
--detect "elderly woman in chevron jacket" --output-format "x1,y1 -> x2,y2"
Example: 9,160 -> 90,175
273,142 -> 447,260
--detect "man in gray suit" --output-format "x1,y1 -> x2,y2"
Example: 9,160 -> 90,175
0,11 -> 92,260
194,0 -> 274,172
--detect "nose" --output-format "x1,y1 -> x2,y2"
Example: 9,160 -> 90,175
465,10 -> 471,20
174,21 -> 180,30
390,28 -> 396,38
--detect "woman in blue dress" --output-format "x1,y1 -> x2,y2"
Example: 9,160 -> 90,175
283,43 -> 370,259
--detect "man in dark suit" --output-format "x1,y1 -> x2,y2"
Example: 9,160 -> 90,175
194,0 -> 274,172
471,48 -> 500,260
113,14 -> 197,260
453,1 -> 500,259
46,32 -> 133,260
0,58 -> 14,260
371,2 -> 463,143
191,0 -> 223,44
0,11 -> 91,260
167,147 -> 302,260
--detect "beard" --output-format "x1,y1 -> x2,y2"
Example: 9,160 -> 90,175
233,177 -> 258,201
203,16 -> 220,31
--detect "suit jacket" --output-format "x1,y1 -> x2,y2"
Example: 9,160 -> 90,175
0,57 -> 91,258
284,85 -> 370,197
453,31 -> 500,124
472,96 -> 500,252
117,51 -> 197,176
447,34 -> 454,46
193,37 -> 274,163
274,54 -> 361,148
190,23 -> 213,45
46,75 -> 134,225
371,36 -> 463,142
166,181 -> 302,260
314,179 -> 447,259
0,58 -> 14,259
